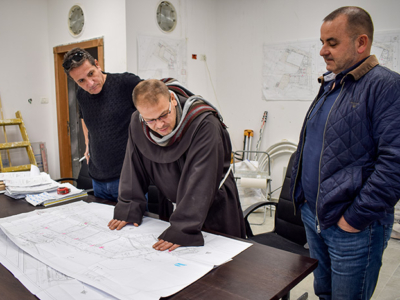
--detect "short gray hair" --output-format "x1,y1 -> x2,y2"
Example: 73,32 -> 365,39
323,6 -> 374,43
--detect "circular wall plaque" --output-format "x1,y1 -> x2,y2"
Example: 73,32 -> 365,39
68,5 -> 85,36
156,1 -> 177,33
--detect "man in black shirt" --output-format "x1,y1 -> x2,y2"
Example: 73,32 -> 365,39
63,48 -> 142,201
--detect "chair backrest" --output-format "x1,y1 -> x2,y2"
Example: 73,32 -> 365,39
274,152 -> 307,246
76,160 -> 93,190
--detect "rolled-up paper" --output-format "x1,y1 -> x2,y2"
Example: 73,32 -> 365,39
238,178 -> 267,189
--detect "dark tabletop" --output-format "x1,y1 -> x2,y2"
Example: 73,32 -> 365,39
0,194 -> 317,300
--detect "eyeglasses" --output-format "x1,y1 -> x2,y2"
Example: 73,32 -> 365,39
63,51 -> 84,70
141,99 -> 172,125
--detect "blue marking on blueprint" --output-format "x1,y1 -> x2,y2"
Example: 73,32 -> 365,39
174,263 -> 187,267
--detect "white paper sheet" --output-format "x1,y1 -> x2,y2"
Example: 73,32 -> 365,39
0,171 -> 31,180
4,173 -> 54,187
0,202 -> 251,300
0,230 -> 117,300
0,165 -> 40,181
6,180 -> 59,194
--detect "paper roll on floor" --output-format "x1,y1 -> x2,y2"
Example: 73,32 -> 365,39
238,178 -> 267,189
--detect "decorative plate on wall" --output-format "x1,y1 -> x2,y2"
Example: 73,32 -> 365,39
68,5 -> 85,37
156,1 -> 177,33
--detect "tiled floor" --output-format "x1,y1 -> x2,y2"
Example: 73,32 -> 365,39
247,209 -> 400,300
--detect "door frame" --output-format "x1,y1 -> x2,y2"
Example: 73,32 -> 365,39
53,38 -> 104,178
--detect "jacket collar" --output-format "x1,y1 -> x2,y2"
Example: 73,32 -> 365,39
345,55 -> 379,81
317,55 -> 379,84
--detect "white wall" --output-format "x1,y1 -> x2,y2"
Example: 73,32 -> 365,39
1,0 -> 400,192
214,0 -> 400,197
47,0 -> 128,73
0,0 -> 129,178
45,0 -> 128,177
0,0 -> 54,171
217,0 -> 400,151
125,0 -> 218,105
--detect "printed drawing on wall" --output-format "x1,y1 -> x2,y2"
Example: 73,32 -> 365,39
138,35 -> 187,85
262,30 -> 400,101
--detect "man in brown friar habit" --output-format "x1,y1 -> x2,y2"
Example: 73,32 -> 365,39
108,78 -> 246,251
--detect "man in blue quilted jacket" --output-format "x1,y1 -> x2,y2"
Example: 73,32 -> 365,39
290,6 -> 400,300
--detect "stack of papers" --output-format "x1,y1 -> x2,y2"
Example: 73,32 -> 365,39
0,170 -> 33,195
5,174 -> 59,194
2,165 -> 57,198
26,182 -> 87,206
2,165 -> 87,206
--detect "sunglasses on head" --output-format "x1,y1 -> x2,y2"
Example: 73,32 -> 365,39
63,51 -> 84,70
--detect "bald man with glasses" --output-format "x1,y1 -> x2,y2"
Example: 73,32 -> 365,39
108,79 -> 246,251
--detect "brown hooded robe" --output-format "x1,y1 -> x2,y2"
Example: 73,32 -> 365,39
113,94 -> 246,246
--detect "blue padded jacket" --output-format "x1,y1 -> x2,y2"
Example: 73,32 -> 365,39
291,55 -> 400,231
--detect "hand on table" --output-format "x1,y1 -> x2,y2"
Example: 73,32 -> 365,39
153,239 -> 180,252
108,219 -> 138,230
108,221 -> 180,251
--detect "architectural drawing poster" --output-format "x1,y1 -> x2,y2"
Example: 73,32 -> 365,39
262,30 -> 400,101
138,35 -> 187,85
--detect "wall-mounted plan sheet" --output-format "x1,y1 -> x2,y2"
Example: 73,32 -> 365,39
262,30 -> 400,101
137,35 -> 187,86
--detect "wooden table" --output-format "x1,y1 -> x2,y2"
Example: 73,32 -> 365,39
0,194 -> 317,300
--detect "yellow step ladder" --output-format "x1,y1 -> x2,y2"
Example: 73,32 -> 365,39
0,111 -> 37,172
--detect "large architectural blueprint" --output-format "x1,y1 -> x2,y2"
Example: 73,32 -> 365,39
0,201 -> 251,300
0,230 -> 116,299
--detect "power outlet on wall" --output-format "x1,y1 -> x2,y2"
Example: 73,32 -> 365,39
192,54 -> 206,61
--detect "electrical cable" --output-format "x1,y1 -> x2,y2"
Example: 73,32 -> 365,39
204,59 -> 241,152
204,59 -> 223,115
